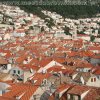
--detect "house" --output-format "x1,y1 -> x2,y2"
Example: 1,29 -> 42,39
23,56 -> 32,65
10,65 -> 36,83
0,73 -> 52,100
77,34 -> 90,41
0,57 -> 11,73
30,73 -> 52,100
0,13 -> 3,23
86,74 -> 100,87
92,68 -> 100,80
49,83 -> 100,100
48,83 -> 73,100
76,62 -> 93,72
73,72 -> 100,87
0,82 -> 10,96
38,60 -> 63,73
14,22 -> 21,29
3,33 -> 11,40
33,26 -> 41,35
67,85 -> 88,99
54,30 -> 72,39
90,55 -> 100,66
0,73 -> 12,81
94,37 -> 100,42
13,29 -> 26,37
88,46 -> 100,53
67,85 -> 99,100
10,66 -> 24,79
0,36 -> 2,40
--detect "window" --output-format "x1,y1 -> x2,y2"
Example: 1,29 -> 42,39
91,78 -> 96,82
94,78 -> 96,82
13,70 -> 16,73
91,78 -> 93,82
18,70 -> 20,74
97,76 -> 100,79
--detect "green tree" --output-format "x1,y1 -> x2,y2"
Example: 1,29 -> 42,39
63,26 -> 71,35
29,26 -> 33,30
90,35 -> 95,42
41,26 -> 45,32
25,31 -> 29,35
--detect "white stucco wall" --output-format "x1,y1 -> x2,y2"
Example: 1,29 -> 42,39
86,76 -> 100,87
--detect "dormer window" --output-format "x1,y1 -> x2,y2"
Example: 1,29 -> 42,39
94,78 -> 96,82
91,78 -> 93,82
91,78 -> 96,82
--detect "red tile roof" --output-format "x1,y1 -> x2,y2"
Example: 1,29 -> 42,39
88,46 -> 100,51
1,73 -> 52,100
56,84 -> 74,93
67,85 -> 90,95
47,66 -> 64,72
93,69 -> 100,75
0,57 -> 8,64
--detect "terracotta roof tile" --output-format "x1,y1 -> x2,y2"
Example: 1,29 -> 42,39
67,85 -> 90,95
0,57 -> 8,64
93,69 -> 100,75
56,84 -> 74,93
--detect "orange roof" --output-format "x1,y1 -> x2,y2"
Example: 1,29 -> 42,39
48,43 -> 57,48
0,57 -> 8,64
67,85 -> 90,95
2,78 -> 48,100
39,58 -> 52,67
88,46 -> 100,51
76,62 -> 93,68
93,69 -> 100,75
31,73 -> 51,81
47,66 -> 64,72
62,69 -> 75,75
83,88 -> 100,100
20,64 -> 39,71
78,51 -> 94,57
57,47 -> 70,51
56,84 -> 74,93
67,51 -> 78,57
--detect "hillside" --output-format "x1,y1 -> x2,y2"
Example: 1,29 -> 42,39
20,5 -> 100,19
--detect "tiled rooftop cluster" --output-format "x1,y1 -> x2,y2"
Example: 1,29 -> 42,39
0,5 -> 100,100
